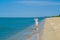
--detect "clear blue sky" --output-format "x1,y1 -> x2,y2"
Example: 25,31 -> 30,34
0,0 -> 60,17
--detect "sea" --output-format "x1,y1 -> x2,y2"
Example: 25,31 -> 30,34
0,17 -> 45,40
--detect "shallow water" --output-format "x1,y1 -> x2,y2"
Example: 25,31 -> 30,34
0,17 -> 45,40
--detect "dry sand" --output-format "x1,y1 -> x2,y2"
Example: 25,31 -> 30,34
40,17 -> 60,40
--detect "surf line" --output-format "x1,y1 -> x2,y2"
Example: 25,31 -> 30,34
34,18 -> 39,40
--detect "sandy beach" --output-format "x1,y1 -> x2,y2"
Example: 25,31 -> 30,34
40,17 -> 60,40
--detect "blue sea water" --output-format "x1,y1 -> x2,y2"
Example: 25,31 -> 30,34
0,17 -> 45,40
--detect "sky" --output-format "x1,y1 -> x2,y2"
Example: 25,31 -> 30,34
0,0 -> 60,17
